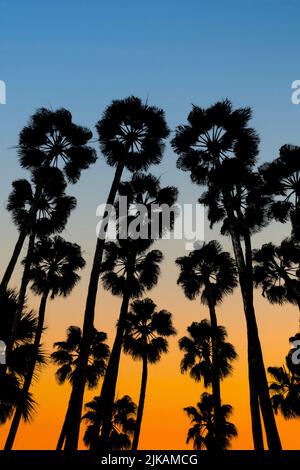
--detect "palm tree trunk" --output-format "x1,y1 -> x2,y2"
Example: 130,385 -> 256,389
64,160 -> 124,450
8,228 -> 37,352
228,223 -> 264,449
56,400 -> 72,450
7,183 -> 45,351
0,229 -> 28,297
90,287 -> 131,450
4,288 -> 49,450
205,285 -> 223,451
229,219 -> 281,450
132,352 -> 148,450
221,188 -> 279,450
241,221 -> 281,450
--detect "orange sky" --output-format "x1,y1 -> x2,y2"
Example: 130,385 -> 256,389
1,230 -> 299,450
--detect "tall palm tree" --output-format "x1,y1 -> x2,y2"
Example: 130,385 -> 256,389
4,236 -> 85,449
253,239 -> 300,318
65,97 -> 169,450
260,144 -> 300,240
172,99 -> 282,450
82,395 -> 136,451
51,326 -> 110,450
184,392 -> 237,450
1,168 -> 77,351
123,298 -> 176,449
0,289 -> 45,425
11,107 -> 95,353
89,238 -> 163,449
176,241 -> 237,450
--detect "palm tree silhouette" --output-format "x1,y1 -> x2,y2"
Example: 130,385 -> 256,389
260,144 -> 300,240
4,236 -> 85,449
179,320 -> 237,450
82,395 -> 136,451
66,97 -> 169,450
117,172 -> 178,239
9,107 -> 95,358
0,167 -> 75,296
184,392 -> 237,450
0,289 -> 45,425
18,107 -> 96,182
89,238 -> 163,449
172,99 -> 282,450
179,320 -> 236,385
268,337 -> 300,420
253,239 -> 300,318
1,168 -> 76,353
176,241 -> 237,449
123,298 -> 176,449
51,326 -> 110,450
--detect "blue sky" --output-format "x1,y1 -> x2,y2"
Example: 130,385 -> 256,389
0,0 -> 299,258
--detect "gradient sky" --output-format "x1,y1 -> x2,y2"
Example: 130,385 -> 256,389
0,0 -> 300,450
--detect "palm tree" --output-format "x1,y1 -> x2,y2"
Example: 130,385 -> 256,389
184,392 -> 237,450
253,239 -> 300,319
123,298 -> 176,449
260,144 -> 300,240
0,289 -> 45,425
82,395 -> 136,450
172,99 -> 282,450
18,107 -> 96,183
4,236 -> 85,449
179,320 -> 237,386
89,238 -> 163,449
1,168 -> 77,352
268,337 -> 300,420
9,107 -> 95,355
51,326 -> 110,450
176,241 -> 237,450
117,172 -> 178,239
65,97 -> 169,450
0,167 -> 75,296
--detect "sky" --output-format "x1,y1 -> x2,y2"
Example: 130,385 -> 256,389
0,0 -> 300,450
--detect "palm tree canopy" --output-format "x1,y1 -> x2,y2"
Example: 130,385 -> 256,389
260,144 -> 300,239
171,99 -> 259,186
0,290 -> 46,424
82,395 -> 136,450
7,167 -> 76,235
28,236 -> 85,298
176,241 -> 237,305
123,298 -> 176,363
96,96 -> 169,172
171,100 -> 272,236
253,238 -> 300,306
117,172 -> 178,239
199,168 -> 272,235
0,289 -> 37,347
18,107 -> 97,183
101,239 -> 163,299
268,359 -> 300,419
51,326 -> 110,389
184,392 -> 237,450
179,320 -> 237,387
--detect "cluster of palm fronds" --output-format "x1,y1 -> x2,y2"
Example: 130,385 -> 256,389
0,97 -> 299,451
